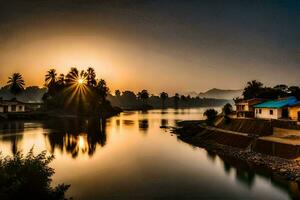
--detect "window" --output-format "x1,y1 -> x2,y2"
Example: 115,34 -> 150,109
259,109 -> 262,114
11,105 -> 16,112
270,110 -> 273,115
19,106 -> 23,111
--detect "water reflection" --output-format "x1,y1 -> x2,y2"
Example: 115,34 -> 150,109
0,108 -> 299,199
45,118 -> 107,157
138,119 -> 149,132
161,119 -> 168,127
0,121 -> 25,154
210,153 -> 300,199
122,120 -> 135,127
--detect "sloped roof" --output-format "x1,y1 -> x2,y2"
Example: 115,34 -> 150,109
0,100 -> 25,106
235,98 -> 265,105
254,97 -> 298,109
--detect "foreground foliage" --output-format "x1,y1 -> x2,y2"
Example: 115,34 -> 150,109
0,149 -> 70,200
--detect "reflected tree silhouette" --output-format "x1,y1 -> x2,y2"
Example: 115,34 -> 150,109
44,118 -> 107,158
122,120 -> 135,127
236,169 -> 255,188
138,119 -> 149,133
161,119 -> 168,127
223,161 -> 231,174
206,151 -> 217,162
0,121 -> 24,155
115,119 -> 120,127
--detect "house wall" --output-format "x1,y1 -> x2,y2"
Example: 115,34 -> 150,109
236,103 -> 249,111
255,108 -> 282,119
17,105 -> 25,112
0,106 -> 3,113
7,105 -> 25,112
289,107 -> 300,121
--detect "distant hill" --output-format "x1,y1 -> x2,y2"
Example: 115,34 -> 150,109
198,88 -> 243,100
183,91 -> 199,98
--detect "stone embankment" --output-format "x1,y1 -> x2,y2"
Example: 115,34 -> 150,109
174,121 -> 300,182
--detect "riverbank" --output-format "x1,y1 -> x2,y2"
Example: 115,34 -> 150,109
174,121 -> 300,182
0,106 -> 123,121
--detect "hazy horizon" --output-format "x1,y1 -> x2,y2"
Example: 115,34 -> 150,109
0,0 -> 299,94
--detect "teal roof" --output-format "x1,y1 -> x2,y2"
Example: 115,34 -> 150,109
254,97 -> 298,109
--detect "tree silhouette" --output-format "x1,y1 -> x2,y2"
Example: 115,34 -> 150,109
223,103 -> 233,116
7,73 -> 25,96
160,92 -> 168,108
45,69 -> 57,90
288,86 -> 300,100
204,109 -> 218,126
57,74 -> 65,88
86,67 -> 97,87
115,90 -> 121,97
222,103 -> 233,124
42,67 -> 122,118
243,80 -> 263,99
174,93 -> 180,108
65,67 -> 79,85
97,79 -> 109,102
138,90 -> 149,104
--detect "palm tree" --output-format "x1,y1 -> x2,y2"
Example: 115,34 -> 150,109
86,67 -> 97,87
65,67 -> 79,85
57,74 -> 65,87
45,69 -> 57,87
7,73 -> 25,96
97,79 -> 109,102
160,92 -> 168,108
243,80 -> 264,99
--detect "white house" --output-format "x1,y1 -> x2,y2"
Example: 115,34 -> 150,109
254,97 -> 298,120
0,99 -> 26,113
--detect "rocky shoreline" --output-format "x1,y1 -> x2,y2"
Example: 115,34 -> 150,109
174,122 -> 300,183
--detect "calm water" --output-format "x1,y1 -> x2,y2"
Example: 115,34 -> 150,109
0,108 -> 299,199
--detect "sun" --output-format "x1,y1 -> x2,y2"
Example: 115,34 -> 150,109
77,78 -> 84,85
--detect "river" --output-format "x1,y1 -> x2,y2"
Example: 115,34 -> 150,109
0,108 -> 299,199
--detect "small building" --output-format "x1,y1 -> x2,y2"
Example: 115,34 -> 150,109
289,103 -> 300,121
254,97 -> 298,120
25,102 -> 43,111
0,99 -> 26,113
235,98 -> 265,118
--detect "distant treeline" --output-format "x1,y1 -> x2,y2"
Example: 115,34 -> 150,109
107,90 -> 230,110
0,85 -> 229,109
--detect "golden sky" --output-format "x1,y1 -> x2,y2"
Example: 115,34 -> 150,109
0,0 -> 299,94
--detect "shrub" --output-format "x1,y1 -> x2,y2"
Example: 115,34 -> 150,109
0,149 -> 70,200
223,103 -> 233,124
204,109 -> 218,126
222,103 -> 233,116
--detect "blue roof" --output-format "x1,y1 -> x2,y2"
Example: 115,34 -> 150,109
254,97 -> 298,109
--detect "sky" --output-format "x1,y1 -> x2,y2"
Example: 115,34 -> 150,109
0,0 -> 299,94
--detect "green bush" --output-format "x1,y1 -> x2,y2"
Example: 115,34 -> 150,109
0,149 -> 70,200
